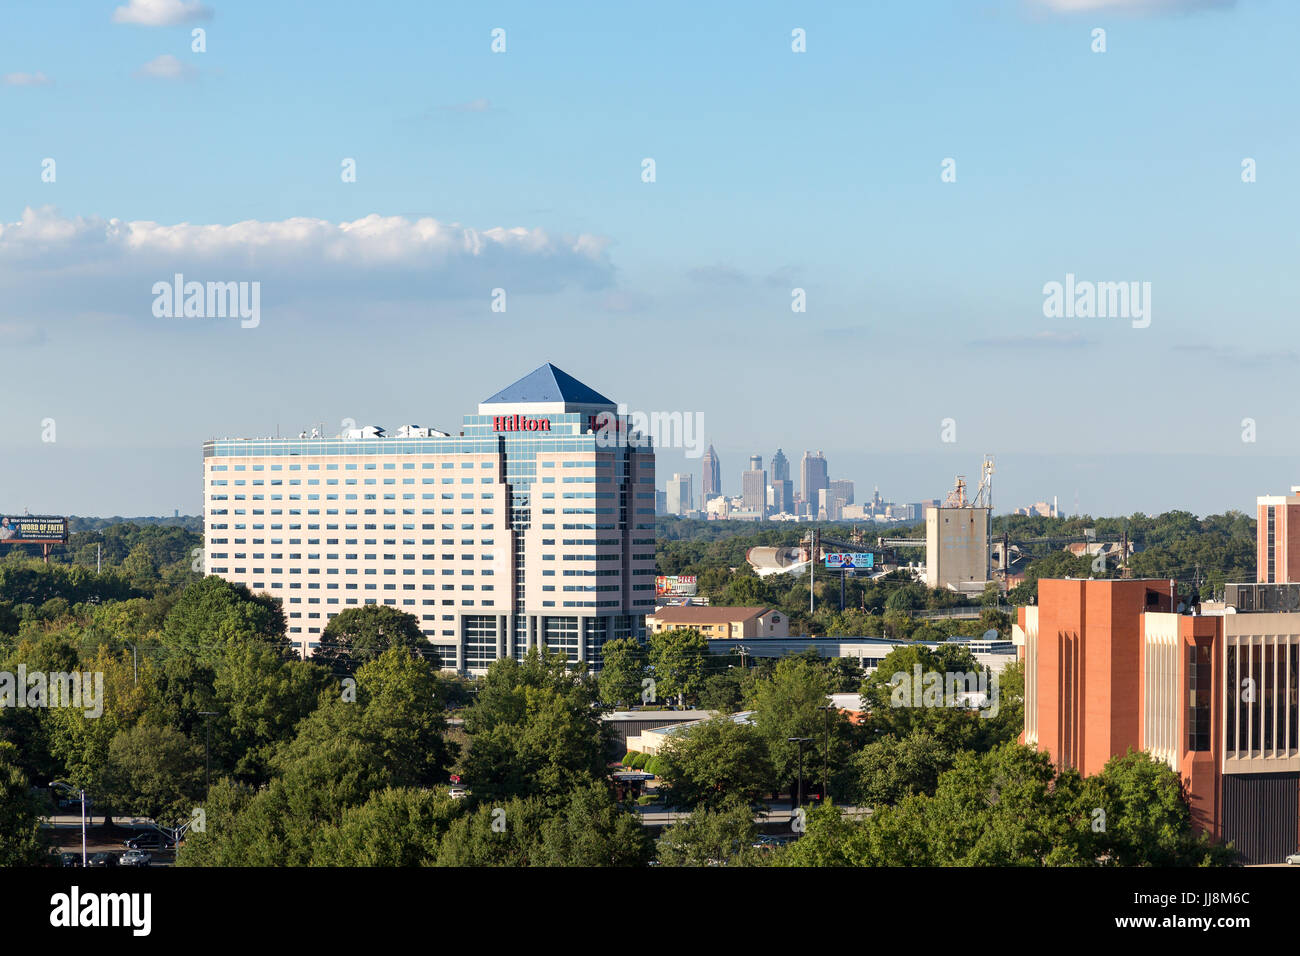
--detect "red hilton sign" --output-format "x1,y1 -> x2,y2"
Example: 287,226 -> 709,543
493,415 -> 551,432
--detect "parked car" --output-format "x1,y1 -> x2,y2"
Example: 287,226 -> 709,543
448,787 -> 469,800
86,852 -> 117,868
123,832 -> 175,851
1286,852 -> 1300,865
59,853 -> 79,867
119,849 -> 152,868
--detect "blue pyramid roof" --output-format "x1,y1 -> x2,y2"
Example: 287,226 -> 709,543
481,364 -> 614,406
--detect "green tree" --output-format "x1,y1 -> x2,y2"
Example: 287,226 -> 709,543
1083,750 -> 1237,866
313,786 -> 461,866
121,542 -> 161,592
277,647 -> 455,792
433,796 -> 547,867
535,781 -> 654,866
771,799 -> 872,866
148,653 -> 218,741
697,663 -> 753,713
434,783 -> 651,867
0,741 -> 53,865
753,657 -> 852,798
103,723 -> 204,826
884,583 -> 926,611
45,646 -> 149,823
656,799 -> 759,866
460,650 -> 608,803
849,732 -> 954,807
597,637 -> 646,709
860,643 -> 999,753
647,628 -> 709,706
983,659 -> 1024,747
313,605 -> 438,675
656,716 -> 773,810
210,639 -> 330,784
161,576 -> 287,664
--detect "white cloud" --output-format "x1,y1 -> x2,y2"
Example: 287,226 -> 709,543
134,54 -> 196,81
3,72 -> 53,87
0,207 -> 615,311
113,0 -> 213,26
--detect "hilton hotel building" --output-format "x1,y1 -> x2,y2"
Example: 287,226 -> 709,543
202,364 -> 657,672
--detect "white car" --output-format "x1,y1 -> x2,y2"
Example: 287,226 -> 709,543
1286,852 -> 1300,865
448,787 -> 469,800
120,849 -> 152,867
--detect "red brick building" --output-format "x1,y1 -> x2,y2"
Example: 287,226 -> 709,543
1018,577 -> 1299,864
1257,488 -> 1300,583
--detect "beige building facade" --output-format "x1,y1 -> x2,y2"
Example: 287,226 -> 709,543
646,605 -> 789,639
202,364 -> 656,672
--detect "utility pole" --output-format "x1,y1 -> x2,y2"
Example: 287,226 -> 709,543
198,711 -> 217,794
821,704 -> 834,803
809,529 -> 817,614
787,737 -> 813,809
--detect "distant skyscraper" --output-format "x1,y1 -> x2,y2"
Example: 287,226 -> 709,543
702,444 -> 721,500
801,451 -> 829,517
742,458 -> 767,518
829,479 -> 855,507
771,448 -> 790,483
818,488 -> 844,521
666,473 -> 693,516
749,454 -> 763,472
772,478 -> 794,515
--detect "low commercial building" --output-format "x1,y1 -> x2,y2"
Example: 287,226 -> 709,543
704,636 -> 1017,675
603,710 -> 712,756
647,605 -> 789,639
628,711 -> 757,756
1017,577 -> 1300,864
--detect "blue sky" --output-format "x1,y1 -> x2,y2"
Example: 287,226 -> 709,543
1,0 -> 1297,516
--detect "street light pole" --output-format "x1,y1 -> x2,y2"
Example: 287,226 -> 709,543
787,737 -> 813,810
50,781 -> 87,867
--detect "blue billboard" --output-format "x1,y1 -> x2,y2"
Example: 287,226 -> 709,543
824,552 -> 873,570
